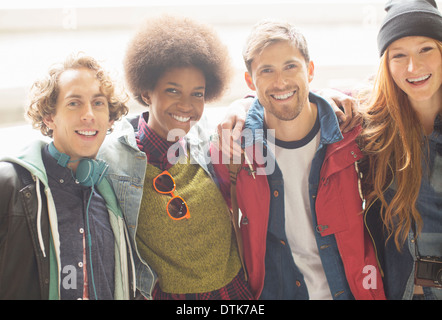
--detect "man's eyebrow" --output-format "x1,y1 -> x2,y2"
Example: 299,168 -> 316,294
257,59 -> 299,69
65,93 -> 106,99
65,94 -> 82,99
258,64 -> 273,69
255,64 -> 275,73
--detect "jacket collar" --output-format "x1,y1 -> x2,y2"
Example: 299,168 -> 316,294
0,139 -> 50,186
244,92 -> 343,147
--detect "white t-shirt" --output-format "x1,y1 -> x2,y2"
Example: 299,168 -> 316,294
267,121 -> 332,300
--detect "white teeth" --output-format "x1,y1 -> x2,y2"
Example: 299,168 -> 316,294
273,91 -> 295,100
171,114 -> 191,122
77,130 -> 97,136
407,74 -> 430,83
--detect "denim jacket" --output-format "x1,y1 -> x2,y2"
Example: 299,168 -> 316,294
97,113 -> 218,299
234,92 -> 354,299
365,115 -> 442,300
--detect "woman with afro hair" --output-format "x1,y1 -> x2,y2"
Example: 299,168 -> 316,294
98,15 -> 253,300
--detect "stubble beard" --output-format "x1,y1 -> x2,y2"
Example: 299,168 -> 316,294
266,92 -> 304,122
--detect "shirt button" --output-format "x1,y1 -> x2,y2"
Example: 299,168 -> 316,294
273,190 -> 279,197
79,228 -> 84,234
280,240 -> 286,245
296,281 -> 301,287
78,262 -> 83,268
59,179 -> 64,184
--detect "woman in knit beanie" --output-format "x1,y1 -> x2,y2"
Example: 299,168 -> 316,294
119,14 -> 253,300
359,0 -> 442,300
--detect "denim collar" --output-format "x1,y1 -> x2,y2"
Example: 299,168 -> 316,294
244,91 -> 343,147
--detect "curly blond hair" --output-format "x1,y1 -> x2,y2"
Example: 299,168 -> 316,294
123,15 -> 232,106
26,53 -> 129,137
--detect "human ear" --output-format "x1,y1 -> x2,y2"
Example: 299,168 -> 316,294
141,92 -> 152,106
107,119 -> 115,131
244,72 -> 256,91
43,115 -> 56,131
307,60 -> 315,83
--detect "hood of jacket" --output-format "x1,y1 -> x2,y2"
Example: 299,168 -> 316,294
1,138 -> 134,299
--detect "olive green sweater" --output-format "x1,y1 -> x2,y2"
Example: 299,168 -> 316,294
136,160 -> 241,294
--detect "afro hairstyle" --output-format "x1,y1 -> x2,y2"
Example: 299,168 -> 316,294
124,15 -> 233,106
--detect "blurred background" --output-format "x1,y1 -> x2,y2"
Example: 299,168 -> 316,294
1,0 -> 440,153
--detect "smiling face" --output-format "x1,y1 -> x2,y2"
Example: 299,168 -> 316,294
142,66 -> 206,141
388,36 -> 442,108
44,68 -> 114,169
245,40 -> 314,124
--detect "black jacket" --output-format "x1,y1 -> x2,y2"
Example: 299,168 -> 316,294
0,161 -> 51,299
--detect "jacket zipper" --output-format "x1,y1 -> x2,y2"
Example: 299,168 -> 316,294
363,201 -> 384,277
363,163 -> 395,278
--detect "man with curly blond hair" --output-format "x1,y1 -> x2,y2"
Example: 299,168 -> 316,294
0,53 -> 135,299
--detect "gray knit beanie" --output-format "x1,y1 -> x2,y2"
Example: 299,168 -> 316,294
377,0 -> 442,57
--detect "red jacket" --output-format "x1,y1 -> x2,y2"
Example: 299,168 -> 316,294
213,143 -> 268,298
213,125 -> 385,300
316,126 -> 385,299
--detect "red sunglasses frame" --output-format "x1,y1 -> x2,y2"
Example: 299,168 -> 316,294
153,170 -> 190,220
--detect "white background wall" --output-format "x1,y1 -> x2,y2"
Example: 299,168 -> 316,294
1,0 -> 441,154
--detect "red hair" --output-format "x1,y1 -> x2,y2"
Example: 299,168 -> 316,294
359,40 -> 442,249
